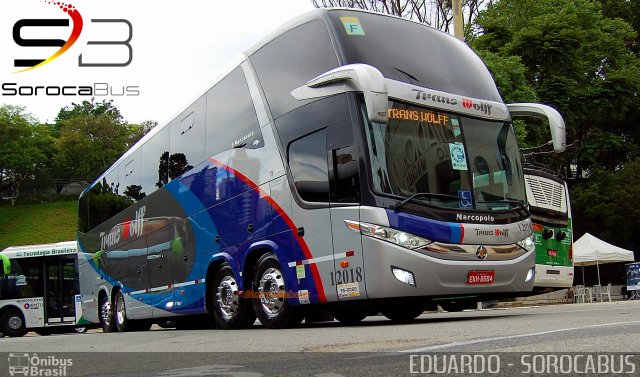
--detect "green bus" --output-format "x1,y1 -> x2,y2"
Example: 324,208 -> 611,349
524,169 -> 573,290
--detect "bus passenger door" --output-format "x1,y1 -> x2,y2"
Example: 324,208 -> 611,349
45,258 -> 78,325
288,128 -> 337,302
327,123 -> 366,301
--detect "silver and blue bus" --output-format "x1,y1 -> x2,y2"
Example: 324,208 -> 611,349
78,9 -> 566,331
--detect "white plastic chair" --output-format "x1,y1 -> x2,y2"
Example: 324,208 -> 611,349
592,284 -> 602,302
599,283 -> 612,302
573,285 -> 586,303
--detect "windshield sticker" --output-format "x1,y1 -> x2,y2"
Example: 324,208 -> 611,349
449,142 -> 468,170
458,190 -> 472,208
16,275 -> 27,286
340,16 -> 365,36
452,122 -> 461,137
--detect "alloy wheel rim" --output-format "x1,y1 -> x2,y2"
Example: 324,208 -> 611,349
258,267 -> 286,318
101,298 -> 111,328
116,294 -> 125,325
7,315 -> 23,331
216,275 -> 239,320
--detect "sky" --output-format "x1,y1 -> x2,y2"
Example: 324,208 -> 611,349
0,0 -> 315,125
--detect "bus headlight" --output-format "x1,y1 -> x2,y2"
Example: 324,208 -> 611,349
517,234 -> 536,252
345,220 -> 432,250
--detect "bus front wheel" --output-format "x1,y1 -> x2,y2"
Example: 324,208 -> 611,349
381,302 -> 424,323
252,254 -> 303,329
211,263 -> 256,329
0,308 -> 28,337
99,293 -> 115,333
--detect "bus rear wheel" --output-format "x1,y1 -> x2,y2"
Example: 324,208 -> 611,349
114,291 -> 131,332
252,254 -> 303,329
99,293 -> 115,333
211,263 -> 256,329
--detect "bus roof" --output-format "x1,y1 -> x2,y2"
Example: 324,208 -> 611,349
1,241 -> 77,259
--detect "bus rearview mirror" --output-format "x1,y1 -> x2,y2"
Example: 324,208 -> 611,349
0,254 -> 10,275
506,103 -> 566,153
291,64 -> 389,124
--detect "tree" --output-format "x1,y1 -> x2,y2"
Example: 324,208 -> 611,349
0,105 -> 56,203
472,0 -> 640,175
571,158 -> 640,255
54,101 -> 142,184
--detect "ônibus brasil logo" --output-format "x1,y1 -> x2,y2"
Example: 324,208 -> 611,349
12,0 -> 132,73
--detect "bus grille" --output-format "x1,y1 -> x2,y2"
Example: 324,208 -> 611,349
525,175 -> 564,211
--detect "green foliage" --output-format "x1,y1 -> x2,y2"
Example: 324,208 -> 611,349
571,159 -> 640,253
0,201 -> 78,251
0,105 -> 57,194
473,0 -> 640,174
53,100 -> 143,184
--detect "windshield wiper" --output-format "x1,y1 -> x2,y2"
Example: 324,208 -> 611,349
394,192 -> 464,210
477,200 -> 530,216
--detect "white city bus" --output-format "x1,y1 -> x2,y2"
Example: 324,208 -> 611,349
0,241 -> 87,337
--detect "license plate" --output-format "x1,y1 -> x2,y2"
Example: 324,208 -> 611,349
547,249 -> 558,257
466,270 -> 495,285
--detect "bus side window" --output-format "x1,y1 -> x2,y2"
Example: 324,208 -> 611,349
288,129 -> 330,203
205,67 -> 262,157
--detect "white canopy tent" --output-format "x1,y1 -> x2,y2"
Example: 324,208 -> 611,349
573,233 -> 635,285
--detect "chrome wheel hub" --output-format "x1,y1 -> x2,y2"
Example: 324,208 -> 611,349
8,315 -> 23,331
116,294 -> 125,325
216,275 -> 239,320
101,298 -> 112,327
258,267 -> 285,318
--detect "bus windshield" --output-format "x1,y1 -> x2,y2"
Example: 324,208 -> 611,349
329,10 -> 502,102
363,100 -> 527,211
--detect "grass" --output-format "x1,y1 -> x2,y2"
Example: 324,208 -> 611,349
0,200 -> 78,251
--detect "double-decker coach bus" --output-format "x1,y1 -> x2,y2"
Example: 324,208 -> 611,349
0,242 -> 87,337
78,8 -> 567,331
524,169 -> 574,290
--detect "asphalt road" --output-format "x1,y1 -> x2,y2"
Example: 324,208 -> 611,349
2,301 -> 640,376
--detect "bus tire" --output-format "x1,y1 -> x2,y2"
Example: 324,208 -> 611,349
252,254 -> 303,329
381,303 -> 424,323
0,307 -> 28,337
329,307 -> 368,324
439,301 -> 475,312
211,263 -> 256,329
114,291 -> 131,332
99,293 -> 115,333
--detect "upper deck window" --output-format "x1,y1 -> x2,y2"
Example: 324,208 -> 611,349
251,21 -> 339,119
329,10 -> 502,102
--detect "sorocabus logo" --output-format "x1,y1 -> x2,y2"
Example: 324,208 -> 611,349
11,0 -> 132,73
13,1 -> 83,72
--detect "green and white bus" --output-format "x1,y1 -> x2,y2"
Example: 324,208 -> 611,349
0,241 -> 88,337
524,169 -> 574,290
